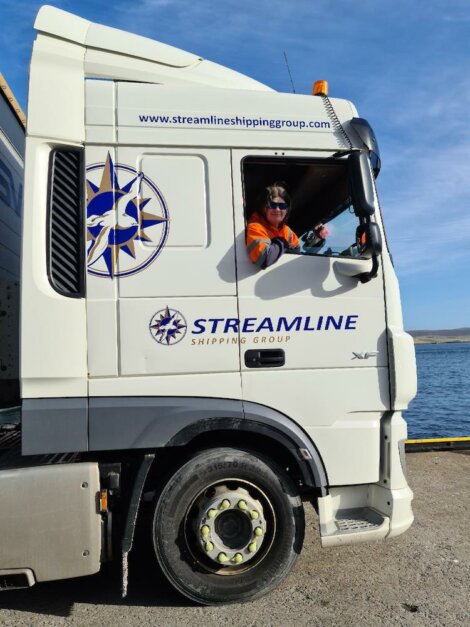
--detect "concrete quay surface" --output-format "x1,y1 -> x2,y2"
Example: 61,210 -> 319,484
0,451 -> 468,626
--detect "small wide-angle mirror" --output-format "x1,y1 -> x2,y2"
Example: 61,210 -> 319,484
356,221 -> 383,257
352,221 -> 382,282
349,151 -> 376,217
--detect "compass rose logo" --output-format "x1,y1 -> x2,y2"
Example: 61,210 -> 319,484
86,153 -> 169,278
149,307 -> 187,346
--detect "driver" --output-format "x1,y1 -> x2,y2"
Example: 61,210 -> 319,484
246,183 -> 299,268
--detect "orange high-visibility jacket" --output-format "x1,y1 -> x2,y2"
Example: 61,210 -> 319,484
246,212 -> 299,267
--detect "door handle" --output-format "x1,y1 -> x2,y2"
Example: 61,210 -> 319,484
244,349 -> 285,368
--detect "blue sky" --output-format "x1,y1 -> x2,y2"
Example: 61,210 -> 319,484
1,0 -> 469,330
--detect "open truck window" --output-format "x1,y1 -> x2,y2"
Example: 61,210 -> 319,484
242,156 -> 363,258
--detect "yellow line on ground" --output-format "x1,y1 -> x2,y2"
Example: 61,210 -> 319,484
406,437 -> 470,444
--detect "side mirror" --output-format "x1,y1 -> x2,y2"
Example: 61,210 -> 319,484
349,151 -> 376,217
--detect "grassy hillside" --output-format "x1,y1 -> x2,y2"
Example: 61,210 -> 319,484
408,328 -> 470,344
410,327 -> 470,337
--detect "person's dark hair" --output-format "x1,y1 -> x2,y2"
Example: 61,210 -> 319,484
258,182 -> 291,221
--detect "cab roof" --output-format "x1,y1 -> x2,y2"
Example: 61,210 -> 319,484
35,6 -> 272,92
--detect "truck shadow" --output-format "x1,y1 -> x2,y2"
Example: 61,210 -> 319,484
0,546 -> 191,617
217,232 -> 356,300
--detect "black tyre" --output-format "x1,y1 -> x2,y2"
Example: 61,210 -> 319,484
152,447 -> 304,605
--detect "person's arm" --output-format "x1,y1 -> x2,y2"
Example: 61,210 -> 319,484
246,222 -> 288,268
263,237 -> 288,267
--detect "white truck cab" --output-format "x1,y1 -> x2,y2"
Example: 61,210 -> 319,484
0,5 -> 417,604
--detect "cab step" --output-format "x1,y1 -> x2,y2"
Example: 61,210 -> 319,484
318,499 -> 390,547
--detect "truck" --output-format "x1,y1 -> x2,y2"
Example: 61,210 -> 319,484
0,5 -> 417,605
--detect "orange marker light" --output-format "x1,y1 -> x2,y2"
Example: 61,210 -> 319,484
313,80 -> 328,96
99,489 -> 108,512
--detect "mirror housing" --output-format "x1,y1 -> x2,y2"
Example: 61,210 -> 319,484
349,118 -> 381,177
349,151 -> 376,217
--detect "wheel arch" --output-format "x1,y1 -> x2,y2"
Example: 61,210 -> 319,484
88,396 -> 329,495
165,406 -> 328,494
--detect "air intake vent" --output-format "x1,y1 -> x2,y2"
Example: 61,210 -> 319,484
47,148 -> 85,297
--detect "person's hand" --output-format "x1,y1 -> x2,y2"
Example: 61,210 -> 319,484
271,236 -> 290,249
315,224 -> 329,239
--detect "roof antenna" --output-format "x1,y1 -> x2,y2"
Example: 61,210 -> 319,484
283,51 -> 296,94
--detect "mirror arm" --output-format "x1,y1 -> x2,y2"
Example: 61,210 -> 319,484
354,254 -> 379,283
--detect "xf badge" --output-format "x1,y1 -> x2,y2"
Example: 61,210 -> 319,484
352,351 -> 379,360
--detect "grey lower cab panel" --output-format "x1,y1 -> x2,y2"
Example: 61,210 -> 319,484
89,397 -> 243,450
21,396 -> 242,455
0,462 -> 101,582
20,396 -> 328,489
22,398 -> 87,455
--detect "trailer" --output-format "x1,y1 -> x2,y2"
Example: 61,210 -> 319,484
0,72 -> 24,411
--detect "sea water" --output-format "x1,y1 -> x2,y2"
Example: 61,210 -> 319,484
405,342 -> 470,439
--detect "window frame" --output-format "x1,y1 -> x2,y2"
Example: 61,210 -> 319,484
240,154 -> 367,262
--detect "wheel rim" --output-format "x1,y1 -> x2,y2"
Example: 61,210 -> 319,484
183,479 -> 276,574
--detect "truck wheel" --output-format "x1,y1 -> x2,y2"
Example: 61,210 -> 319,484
152,447 -> 304,605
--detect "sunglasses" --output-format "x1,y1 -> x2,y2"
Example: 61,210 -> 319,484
267,201 -> 289,210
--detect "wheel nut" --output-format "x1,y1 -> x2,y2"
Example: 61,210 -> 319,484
204,541 -> 214,552
237,500 -> 248,510
250,510 -> 259,520
232,553 -> 243,564
254,526 -> 263,537
201,525 -> 210,537
219,499 -> 230,510
217,552 -> 229,563
207,509 -> 217,519
248,542 -> 257,553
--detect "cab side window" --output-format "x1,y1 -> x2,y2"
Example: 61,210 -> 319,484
243,157 -> 364,259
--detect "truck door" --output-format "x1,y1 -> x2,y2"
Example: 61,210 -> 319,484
232,150 -> 390,485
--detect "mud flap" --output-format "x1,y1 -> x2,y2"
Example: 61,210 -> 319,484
121,453 -> 155,597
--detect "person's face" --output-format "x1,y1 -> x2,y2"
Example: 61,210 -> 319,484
264,195 -> 288,227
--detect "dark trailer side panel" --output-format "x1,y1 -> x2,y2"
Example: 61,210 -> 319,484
0,74 -> 25,408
